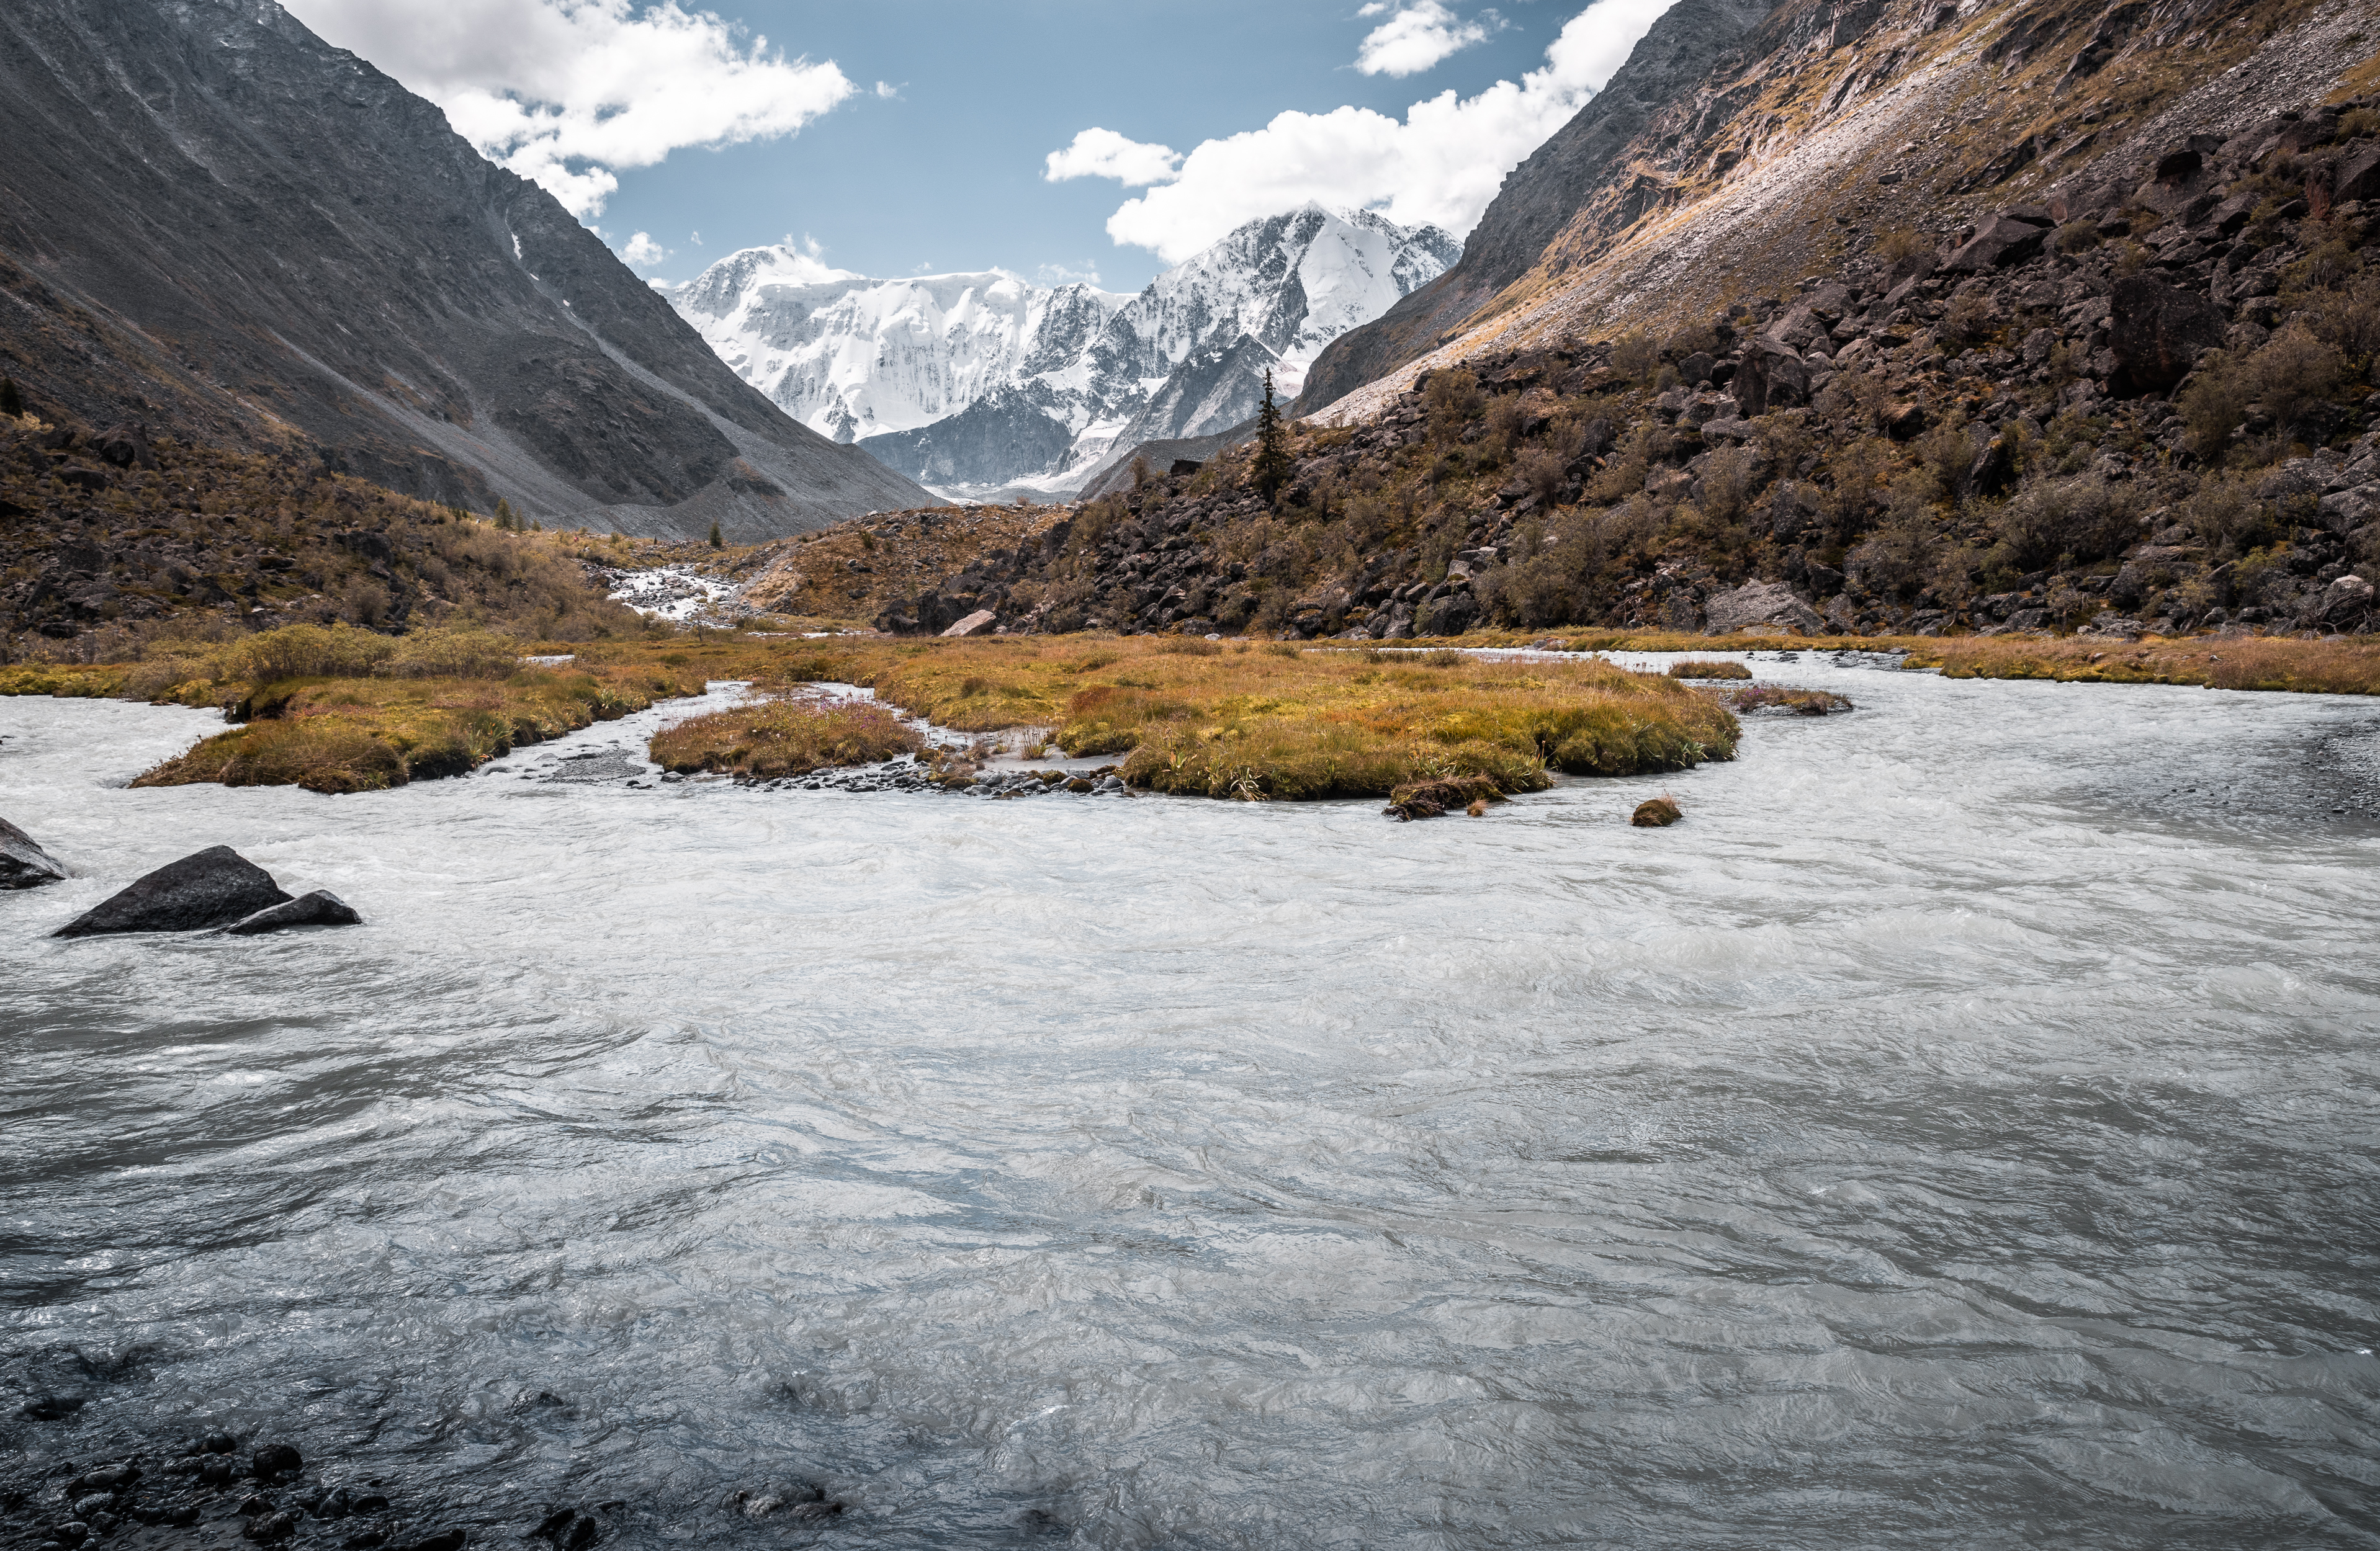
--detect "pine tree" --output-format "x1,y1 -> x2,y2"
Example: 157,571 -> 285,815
707,519 -> 724,549
494,497 -> 519,532
1251,368 -> 1291,500
0,378 -> 21,418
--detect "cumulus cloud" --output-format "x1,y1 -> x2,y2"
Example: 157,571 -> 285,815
280,0 -> 855,218
620,231 -> 670,266
1054,0 -> 1668,264
1355,1 -> 1493,78
1035,261 -> 1105,287
1043,128 -> 1183,187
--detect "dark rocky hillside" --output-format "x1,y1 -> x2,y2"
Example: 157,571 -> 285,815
0,0 -> 928,542
0,412 -> 643,651
874,94 -> 2380,643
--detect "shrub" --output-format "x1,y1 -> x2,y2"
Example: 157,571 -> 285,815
2053,220 -> 2101,253
1911,422 -> 1976,503
2246,323 -> 2346,431
1424,369 -> 1483,423
2307,275 -> 2380,367
1697,445 -> 1757,524
1992,475 -> 2138,570
2178,351 -> 2255,460
1666,659 -> 1751,679
1484,394 -> 1530,442
379,628 -> 522,679
1155,637 -> 1222,655
222,623 -> 397,684
1610,331 -> 1659,384
1516,447 -> 1567,506
1943,288 -> 1995,345
2182,473 -> 2276,556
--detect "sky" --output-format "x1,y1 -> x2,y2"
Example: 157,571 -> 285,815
279,0 -> 1672,293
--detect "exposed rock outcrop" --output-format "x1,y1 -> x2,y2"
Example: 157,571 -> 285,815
1,817 -> 69,888
218,890 -> 364,936
53,847 -> 293,937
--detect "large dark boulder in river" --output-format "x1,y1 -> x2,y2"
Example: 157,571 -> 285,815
219,890 -> 362,936
1,816 -> 69,888
53,846 -> 292,937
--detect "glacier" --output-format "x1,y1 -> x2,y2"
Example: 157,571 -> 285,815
671,205 -> 1458,500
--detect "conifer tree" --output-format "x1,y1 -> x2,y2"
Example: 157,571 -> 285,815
708,519 -> 724,549
493,497 -> 519,532
1251,369 -> 1291,500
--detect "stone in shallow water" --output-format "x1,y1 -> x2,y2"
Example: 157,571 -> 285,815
53,846 -> 292,937
220,891 -> 363,936
0,815 -> 69,888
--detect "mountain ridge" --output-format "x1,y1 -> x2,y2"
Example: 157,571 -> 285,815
0,0 -> 928,541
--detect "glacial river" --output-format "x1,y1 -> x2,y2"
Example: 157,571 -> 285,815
4,655 -> 2379,1549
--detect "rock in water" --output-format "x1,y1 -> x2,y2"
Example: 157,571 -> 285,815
251,1442 -> 303,1479
52,846 -> 292,937
1632,797 -> 1683,827
218,891 -> 362,936
1,816 -> 69,888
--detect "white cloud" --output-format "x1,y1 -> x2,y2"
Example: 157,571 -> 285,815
690,229 -> 704,246
281,0 -> 855,218
1061,0 -> 1669,264
1043,128 -> 1183,187
1035,261 -> 1104,287
873,80 -> 901,99
1355,2 -> 1492,78
621,231 -> 670,266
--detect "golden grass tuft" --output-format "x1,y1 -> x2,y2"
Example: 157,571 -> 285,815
1906,636 -> 2380,695
1668,659 -> 1753,679
648,694 -> 922,779
1717,684 -> 1854,715
129,655 -> 707,793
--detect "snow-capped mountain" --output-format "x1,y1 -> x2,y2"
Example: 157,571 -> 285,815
668,254 -> 1129,445
673,205 -> 1459,498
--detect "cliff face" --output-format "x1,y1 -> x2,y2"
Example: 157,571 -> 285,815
0,0 -> 928,540
1293,0 -> 1778,416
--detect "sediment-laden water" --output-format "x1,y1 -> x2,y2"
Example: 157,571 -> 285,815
5,656 -> 2379,1549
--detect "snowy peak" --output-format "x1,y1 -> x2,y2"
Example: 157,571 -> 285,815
674,205 -> 1457,494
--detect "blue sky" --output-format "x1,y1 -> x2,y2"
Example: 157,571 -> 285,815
283,0 -> 1666,293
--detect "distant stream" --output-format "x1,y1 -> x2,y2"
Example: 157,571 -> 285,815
4,656 -> 2379,1549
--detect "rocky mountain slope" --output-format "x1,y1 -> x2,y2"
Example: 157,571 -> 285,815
674,207 -> 1457,499
0,412 -> 641,651
0,0 -> 927,543
1295,0 -> 1778,417
868,48 -> 2380,646
1306,0 -> 2378,420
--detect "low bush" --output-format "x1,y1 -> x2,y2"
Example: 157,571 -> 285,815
1668,659 -> 1751,679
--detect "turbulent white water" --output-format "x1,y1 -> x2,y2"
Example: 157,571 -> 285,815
6,657 -> 2380,1549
